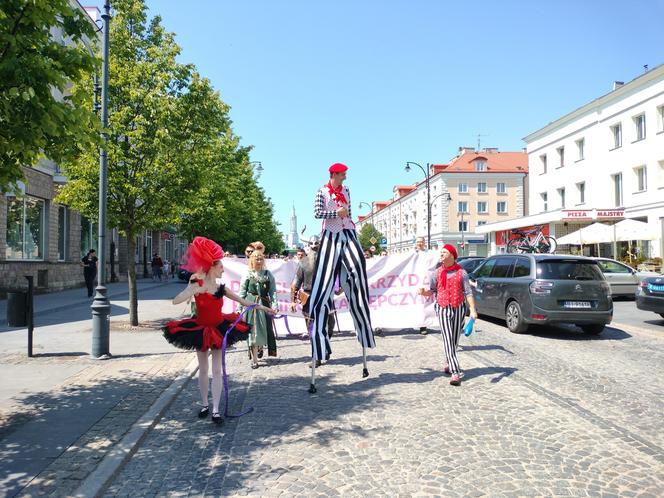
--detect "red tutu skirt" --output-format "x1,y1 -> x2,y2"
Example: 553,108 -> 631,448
163,313 -> 250,352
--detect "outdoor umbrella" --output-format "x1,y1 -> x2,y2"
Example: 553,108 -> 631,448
556,222 -> 614,245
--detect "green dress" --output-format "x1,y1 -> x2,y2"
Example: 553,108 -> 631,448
239,269 -> 278,355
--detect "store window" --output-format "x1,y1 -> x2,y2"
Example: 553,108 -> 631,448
57,205 -> 68,261
6,196 -> 45,260
80,216 -> 98,257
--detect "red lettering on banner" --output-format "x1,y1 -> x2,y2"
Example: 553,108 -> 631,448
408,274 -> 419,286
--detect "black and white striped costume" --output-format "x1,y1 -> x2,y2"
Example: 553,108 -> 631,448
308,184 -> 376,361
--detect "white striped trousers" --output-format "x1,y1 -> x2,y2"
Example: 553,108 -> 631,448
309,229 -> 376,361
435,302 -> 467,375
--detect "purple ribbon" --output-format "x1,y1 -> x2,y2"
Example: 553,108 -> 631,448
221,304 -> 258,418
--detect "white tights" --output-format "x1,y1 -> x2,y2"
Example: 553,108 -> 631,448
197,350 -> 223,414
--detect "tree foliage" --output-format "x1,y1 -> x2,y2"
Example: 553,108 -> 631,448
359,223 -> 385,252
0,0 -> 99,192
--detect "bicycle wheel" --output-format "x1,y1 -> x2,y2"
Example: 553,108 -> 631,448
507,237 -> 528,254
537,235 -> 557,254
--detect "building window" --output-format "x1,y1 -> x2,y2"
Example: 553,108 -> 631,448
658,105 -> 664,133
477,221 -> 487,226
145,230 -> 153,259
475,160 -> 486,171
458,221 -> 468,231
575,138 -> 585,161
540,154 -> 547,174
496,182 -> 506,194
634,114 -> 646,141
477,182 -> 487,193
558,187 -> 566,208
57,206 -> 68,261
576,182 -> 585,204
477,201 -> 488,213
6,196 -> 45,260
458,201 -> 468,213
497,201 -> 507,213
458,183 -> 468,193
611,123 -> 622,149
80,217 -> 98,257
634,165 -> 647,192
556,146 -> 565,168
541,192 -> 548,212
612,173 -> 623,207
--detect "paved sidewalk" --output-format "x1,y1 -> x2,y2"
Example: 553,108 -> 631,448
0,280 -> 193,498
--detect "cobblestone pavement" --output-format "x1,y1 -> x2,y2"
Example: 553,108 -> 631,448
105,321 -> 664,497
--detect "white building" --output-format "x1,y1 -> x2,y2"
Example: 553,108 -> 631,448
286,204 -> 300,249
477,63 -> 664,259
356,148 -> 528,256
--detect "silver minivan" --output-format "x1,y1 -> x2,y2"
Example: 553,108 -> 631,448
470,254 -> 613,334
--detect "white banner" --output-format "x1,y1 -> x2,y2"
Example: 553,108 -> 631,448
221,251 -> 441,337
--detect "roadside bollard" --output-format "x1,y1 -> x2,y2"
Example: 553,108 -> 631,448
25,275 -> 34,357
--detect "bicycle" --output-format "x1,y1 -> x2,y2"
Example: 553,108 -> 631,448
506,225 -> 557,254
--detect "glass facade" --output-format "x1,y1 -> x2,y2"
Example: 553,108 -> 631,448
5,196 -> 45,260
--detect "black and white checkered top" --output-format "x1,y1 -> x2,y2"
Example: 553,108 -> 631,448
313,184 -> 355,233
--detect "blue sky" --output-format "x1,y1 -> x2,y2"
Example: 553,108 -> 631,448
136,0 -> 664,244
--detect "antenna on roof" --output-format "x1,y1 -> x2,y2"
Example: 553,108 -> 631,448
644,64 -> 649,73
476,133 -> 488,151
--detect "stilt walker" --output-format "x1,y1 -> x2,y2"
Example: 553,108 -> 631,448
307,163 -> 376,393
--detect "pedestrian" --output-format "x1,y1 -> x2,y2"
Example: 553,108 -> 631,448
307,162 -> 376,392
239,250 -> 279,368
363,249 -> 372,259
81,249 -> 98,297
151,253 -> 164,281
251,241 -> 266,254
163,236 -> 274,425
243,244 -> 256,259
290,236 -> 336,349
413,235 -> 430,335
295,248 -> 306,261
380,249 -> 388,257
163,259 -> 170,279
419,244 -> 478,386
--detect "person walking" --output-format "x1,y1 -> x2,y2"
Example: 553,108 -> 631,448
239,251 -> 279,368
420,244 -> 477,386
290,236 -> 336,347
151,253 -> 164,281
413,236 -> 431,335
163,237 -> 274,425
307,162 -> 375,391
81,249 -> 98,297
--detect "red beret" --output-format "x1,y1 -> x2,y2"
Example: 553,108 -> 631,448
443,243 -> 458,260
329,163 -> 348,174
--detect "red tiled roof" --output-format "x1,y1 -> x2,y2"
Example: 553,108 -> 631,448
432,151 -> 528,173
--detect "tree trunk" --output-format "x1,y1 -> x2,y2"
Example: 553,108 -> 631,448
127,232 -> 139,326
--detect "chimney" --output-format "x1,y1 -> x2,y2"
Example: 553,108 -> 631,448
458,146 -> 475,154
482,147 -> 498,153
613,81 -> 624,91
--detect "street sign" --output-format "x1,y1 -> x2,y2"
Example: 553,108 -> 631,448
380,237 -> 387,245
370,237 -> 377,244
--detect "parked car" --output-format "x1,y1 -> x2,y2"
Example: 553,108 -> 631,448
635,274 -> 664,319
593,257 -> 653,298
470,254 -> 612,334
457,256 -> 486,273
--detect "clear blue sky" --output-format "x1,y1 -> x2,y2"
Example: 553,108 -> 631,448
135,0 -> 664,244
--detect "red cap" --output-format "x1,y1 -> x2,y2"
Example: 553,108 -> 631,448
443,243 -> 458,260
329,163 -> 348,174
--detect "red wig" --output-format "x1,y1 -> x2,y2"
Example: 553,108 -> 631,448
181,236 -> 224,273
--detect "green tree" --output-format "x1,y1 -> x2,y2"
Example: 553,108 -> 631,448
0,0 -> 99,192
58,0 -> 226,325
359,223 -> 384,253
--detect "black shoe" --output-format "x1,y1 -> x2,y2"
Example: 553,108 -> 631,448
419,327 -> 428,335
211,412 -> 223,425
198,406 -> 209,419
257,348 -> 264,359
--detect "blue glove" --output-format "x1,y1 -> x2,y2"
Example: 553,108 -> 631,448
463,317 -> 475,337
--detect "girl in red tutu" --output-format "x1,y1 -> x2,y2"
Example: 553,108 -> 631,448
163,236 -> 274,425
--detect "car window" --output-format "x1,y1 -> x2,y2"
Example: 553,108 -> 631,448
536,259 -> 604,280
513,257 -> 531,278
599,260 -> 632,274
491,257 -> 515,278
474,259 -> 496,278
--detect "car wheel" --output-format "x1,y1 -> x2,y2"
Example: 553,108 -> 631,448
580,324 -> 605,335
505,301 -> 528,334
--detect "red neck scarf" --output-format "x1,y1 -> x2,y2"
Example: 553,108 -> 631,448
326,181 -> 348,205
439,262 -> 462,288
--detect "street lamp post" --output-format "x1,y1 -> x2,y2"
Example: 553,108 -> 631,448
430,192 -> 451,248
358,201 -> 371,213
91,1 -> 111,359
249,161 -> 263,179
405,162 -> 431,249
460,211 -> 466,257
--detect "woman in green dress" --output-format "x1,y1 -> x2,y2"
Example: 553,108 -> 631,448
239,251 -> 279,368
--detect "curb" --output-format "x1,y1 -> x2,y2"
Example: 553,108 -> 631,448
72,357 -> 199,498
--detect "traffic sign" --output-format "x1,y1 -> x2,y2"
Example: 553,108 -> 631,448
380,237 -> 387,245
370,237 -> 377,244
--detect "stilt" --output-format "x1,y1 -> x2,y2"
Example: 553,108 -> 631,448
362,345 -> 369,378
309,355 -> 317,393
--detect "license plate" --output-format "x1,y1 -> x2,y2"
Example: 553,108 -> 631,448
648,284 -> 664,292
563,301 -> 592,309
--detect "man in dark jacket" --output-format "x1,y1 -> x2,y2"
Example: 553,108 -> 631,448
81,249 -> 98,297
